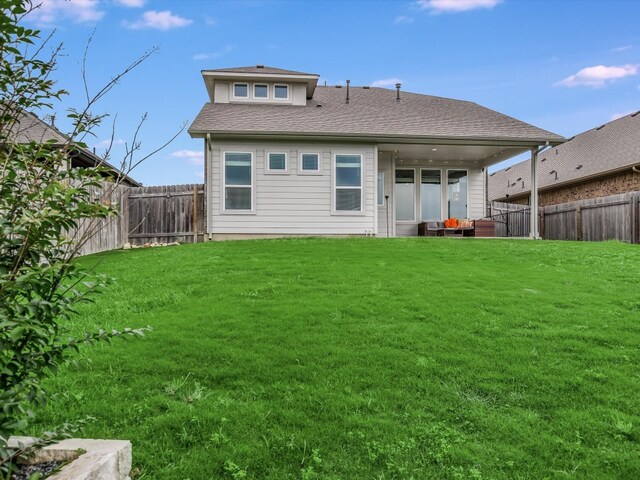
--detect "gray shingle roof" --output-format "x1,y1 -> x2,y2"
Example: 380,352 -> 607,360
189,86 -> 563,143
4,111 -> 141,186
202,65 -> 318,76
8,110 -> 69,144
488,111 -> 640,201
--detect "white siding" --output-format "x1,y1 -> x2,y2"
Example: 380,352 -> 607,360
292,84 -> 307,106
214,82 -> 230,103
208,141 -> 376,236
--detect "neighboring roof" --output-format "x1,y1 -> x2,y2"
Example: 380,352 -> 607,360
189,85 -> 564,145
202,65 -> 318,76
488,111 -> 640,201
8,110 -> 69,144
5,111 -> 142,187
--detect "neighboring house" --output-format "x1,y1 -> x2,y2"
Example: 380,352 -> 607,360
188,65 -> 563,239
489,111 -> 640,206
7,110 -> 141,187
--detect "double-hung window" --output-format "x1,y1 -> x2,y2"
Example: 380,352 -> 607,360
224,152 -> 252,211
335,154 -> 362,212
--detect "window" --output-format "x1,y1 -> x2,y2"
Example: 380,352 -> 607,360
233,83 -> 248,98
274,84 -> 289,99
395,169 -> 415,221
377,172 -> 385,206
224,152 -> 252,210
447,170 -> 468,218
335,154 -> 362,212
300,153 -> 320,173
420,169 -> 441,221
254,84 -> 268,98
267,152 -> 287,172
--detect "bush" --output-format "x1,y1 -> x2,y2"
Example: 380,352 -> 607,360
0,0 -> 154,472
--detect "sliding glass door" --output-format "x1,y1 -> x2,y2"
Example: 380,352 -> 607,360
420,169 -> 441,221
395,169 -> 415,221
447,170 -> 468,218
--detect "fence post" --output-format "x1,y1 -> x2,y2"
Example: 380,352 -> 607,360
575,205 -> 582,241
630,193 -> 639,244
193,186 -> 198,244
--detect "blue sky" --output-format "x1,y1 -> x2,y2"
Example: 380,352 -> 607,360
24,0 -> 640,185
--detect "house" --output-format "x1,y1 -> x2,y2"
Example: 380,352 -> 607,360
489,111 -> 640,206
6,110 -> 141,187
188,65 -> 563,239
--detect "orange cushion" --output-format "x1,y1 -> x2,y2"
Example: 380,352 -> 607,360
444,218 -> 458,228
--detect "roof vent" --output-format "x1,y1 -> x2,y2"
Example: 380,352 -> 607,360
632,110 -> 640,117
521,181 -> 525,189
596,124 -> 605,130
362,86 -> 370,89
346,79 -> 350,104
316,104 -> 322,108
516,177 -> 522,181
550,170 -> 558,180
395,83 -> 401,102
256,64 -> 264,69
335,85 -> 342,88
576,164 -> 583,170
541,157 -> 546,162
505,167 -> 511,171
489,172 -> 496,177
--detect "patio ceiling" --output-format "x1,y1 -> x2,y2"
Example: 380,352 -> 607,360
378,143 -> 529,168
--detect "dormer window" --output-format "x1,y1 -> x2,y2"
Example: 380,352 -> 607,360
254,84 -> 268,98
233,83 -> 248,98
274,85 -> 289,99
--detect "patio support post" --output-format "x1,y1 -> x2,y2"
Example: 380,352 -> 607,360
529,147 -> 540,239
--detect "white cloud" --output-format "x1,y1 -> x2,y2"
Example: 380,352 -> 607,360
611,45 -> 632,52
416,0 -> 502,14
610,111 -> 635,121
26,0 -> 105,25
171,149 -> 203,166
205,16 -> 217,26
371,78 -> 403,88
192,45 -> 233,61
394,15 -> 414,24
94,138 -> 125,149
115,0 -> 145,7
124,10 -> 192,30
555,64 -> 639,87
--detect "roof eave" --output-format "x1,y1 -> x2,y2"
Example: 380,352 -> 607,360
188,129 -> 565,147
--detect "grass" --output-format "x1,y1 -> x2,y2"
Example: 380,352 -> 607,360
32,238 -> 640,479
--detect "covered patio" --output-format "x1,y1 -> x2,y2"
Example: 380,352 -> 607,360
375,139 -> 557,238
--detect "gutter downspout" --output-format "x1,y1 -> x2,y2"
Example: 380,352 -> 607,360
206,133 -> 212,241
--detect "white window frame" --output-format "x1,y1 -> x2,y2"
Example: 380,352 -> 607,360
273,84 -> 290,101
265,151 -> 288,174
332,153 -> 364,215
232,82 -> 249,99
394,168 -> 417,223
222,151 -> 255,214
446,168 -> 469,219
419,168 -> 443,222
377,172 -> 385,206
253,83 -> 269,99
299,152 -> 321,175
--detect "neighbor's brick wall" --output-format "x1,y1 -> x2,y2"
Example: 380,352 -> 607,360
501,170 -> 640,207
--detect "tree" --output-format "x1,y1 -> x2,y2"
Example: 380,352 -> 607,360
0,0 -> 174,472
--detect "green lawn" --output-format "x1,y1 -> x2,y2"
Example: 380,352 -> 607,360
33,238 -> 639,479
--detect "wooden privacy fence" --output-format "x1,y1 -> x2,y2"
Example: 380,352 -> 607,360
68,183 -> 205,255
491,191 -> 640,243
542,192 -> 640,243
127,184 -> 205,245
